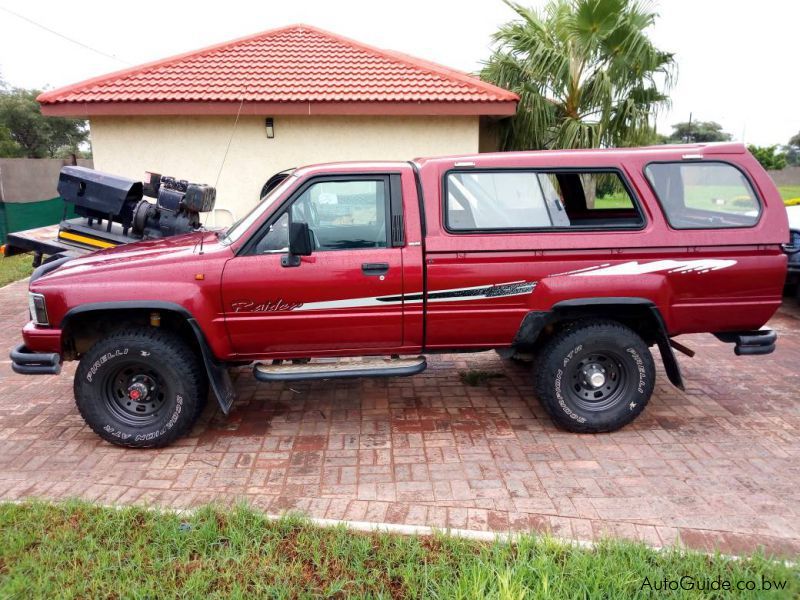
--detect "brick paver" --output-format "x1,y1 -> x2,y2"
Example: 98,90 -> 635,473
1,278 -> 799,556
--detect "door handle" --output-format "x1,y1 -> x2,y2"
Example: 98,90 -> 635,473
361,262 -> 389,276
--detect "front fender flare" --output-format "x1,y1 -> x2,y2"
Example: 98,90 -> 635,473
62,302 -> 236,414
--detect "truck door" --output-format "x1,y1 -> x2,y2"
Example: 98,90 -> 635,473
221,174 -> 405,357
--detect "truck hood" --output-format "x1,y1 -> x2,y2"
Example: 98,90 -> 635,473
35,231 -> 225,283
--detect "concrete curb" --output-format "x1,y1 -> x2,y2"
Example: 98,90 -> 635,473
4,497 -> 799,566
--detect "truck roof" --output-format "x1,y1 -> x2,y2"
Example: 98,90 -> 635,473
293,160 -> 412,177
412,142 -> 747,169
291,142 -> 748,176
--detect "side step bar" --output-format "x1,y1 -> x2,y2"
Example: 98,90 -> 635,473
713,329 -> 777,356
254,356 -> 427,382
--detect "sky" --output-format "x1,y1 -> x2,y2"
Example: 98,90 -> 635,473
0,0 -> 798,146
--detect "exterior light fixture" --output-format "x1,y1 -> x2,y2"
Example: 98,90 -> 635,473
265,118 -> 275,139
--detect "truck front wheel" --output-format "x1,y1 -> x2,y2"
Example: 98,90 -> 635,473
534,320 -> 655,433
74,328 -> 207,448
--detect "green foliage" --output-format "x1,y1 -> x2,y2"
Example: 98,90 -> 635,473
667,120 -> 731,143
0,254 -> 34,286
0,88 -> 90,158
481,0 -> 675,151
1,500 -> 798,598
0,75 -> 22,156
785,131 -> 800,166
748,144 -> 787,171
0,123 -> 23,157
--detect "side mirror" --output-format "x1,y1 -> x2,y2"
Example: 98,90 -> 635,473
281,221 -> 313,267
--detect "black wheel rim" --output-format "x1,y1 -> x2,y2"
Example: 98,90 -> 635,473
102,360 -> 170,426
566,351 -> 631,412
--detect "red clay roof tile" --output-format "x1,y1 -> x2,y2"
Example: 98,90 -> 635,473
38,24 -> 517,116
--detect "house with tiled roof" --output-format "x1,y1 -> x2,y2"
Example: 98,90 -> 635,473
38,24 -> 517,218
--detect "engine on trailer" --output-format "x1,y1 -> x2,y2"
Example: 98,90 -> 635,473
57,166 -> 216,240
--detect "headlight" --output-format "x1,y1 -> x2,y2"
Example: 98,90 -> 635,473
28,292 -> 49,326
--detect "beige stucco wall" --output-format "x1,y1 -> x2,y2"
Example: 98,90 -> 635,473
89,115 -> 479,220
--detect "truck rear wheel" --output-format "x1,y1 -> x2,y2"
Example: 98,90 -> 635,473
74,328 -> 207,448
534,320 -> 655,433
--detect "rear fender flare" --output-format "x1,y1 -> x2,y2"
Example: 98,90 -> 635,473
514,297 -> 684,390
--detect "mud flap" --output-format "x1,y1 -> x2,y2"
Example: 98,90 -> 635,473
187,319 -> 236,415
649,307 -> 684,390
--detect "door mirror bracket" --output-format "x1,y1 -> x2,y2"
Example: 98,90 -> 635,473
282,222 -> 313,268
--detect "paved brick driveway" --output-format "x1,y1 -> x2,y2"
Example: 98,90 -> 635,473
1,278 -> 798,556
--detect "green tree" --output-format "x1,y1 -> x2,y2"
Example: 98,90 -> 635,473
0,88 -> 90,158
0,124 -> 23,157
786,131 -> 800,166
0,74 -> 22,156
481,0 -> 675,151
747,145 -> 786,171
667,120 -> 731,143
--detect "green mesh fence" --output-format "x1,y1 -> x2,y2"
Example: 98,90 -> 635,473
0,197 -> 76,244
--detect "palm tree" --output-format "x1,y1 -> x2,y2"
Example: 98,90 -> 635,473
482,0 -> 676,151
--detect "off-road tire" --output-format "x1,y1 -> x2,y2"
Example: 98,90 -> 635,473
534,320 -> 655,433
74,328 -> 207,448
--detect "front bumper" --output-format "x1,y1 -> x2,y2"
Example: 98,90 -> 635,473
10,343 -> 61,375
10,321 -> 63,375
20,321 -> 62,354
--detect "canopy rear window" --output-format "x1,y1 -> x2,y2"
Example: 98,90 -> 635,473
644,162 -> 761,229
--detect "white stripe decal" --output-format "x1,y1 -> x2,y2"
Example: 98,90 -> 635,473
571,259 -> 737,277
232,258 -> 732,315
292,281 -> 537,312
425,289 -> 535,303
295,296 -> 396,311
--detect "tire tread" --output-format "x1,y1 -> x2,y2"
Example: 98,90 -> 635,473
534,319 -> 654,433
74,327 -> 207,448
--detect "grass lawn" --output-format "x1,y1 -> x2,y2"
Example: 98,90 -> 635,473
0,253 -> 34,287
597,186 -> 800,208
593,193 -> 633,209
778,185 -> 800,202
1,501 -> 797,598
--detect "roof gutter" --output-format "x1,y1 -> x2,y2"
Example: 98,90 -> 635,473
39,100 -> 518,119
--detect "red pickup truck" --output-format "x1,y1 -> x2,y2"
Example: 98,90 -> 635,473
10,142 -> 789,447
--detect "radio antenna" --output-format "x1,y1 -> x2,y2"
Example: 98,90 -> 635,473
215,96 -> 246,189
195,91 -> 247,255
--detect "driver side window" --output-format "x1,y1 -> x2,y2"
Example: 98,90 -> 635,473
255,178 -> 389,253
255,212 -> 289,253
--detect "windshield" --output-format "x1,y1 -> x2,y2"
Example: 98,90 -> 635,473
220,174 -> 298,245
